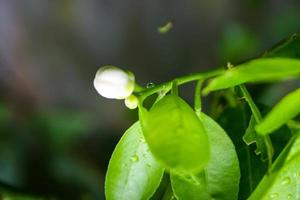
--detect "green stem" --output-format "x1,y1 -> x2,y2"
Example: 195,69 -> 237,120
134,83 -> 145,92
194,80 -> 204,117
137,68 -> 225,102
239,85 -> 262,122
239,85 -> 274,170
171,79 -> 179,96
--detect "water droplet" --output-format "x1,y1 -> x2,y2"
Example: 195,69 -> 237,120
139,137 -> 146,143
146,82 -> 155,88
270,193 -> 279,199
130,155 -> 139,162
287,194 -> 293,199
281,177 -> 291,185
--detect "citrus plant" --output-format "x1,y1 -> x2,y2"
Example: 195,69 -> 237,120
94,32 -> 300,200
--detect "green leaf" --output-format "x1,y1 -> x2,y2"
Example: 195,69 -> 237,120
105,122 -> 164,200
140,94 -> 210,172
262,32 -> 300,59
243,115 -> 270,161
203,58 -> 300,94
248,133 -> 300,200
256,89 -> 300,135
170,113 -> 240,200
216,104 -> 268,200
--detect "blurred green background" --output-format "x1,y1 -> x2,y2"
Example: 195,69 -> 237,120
0,0 -> 300,199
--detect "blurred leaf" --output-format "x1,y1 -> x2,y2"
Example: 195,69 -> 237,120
256,89 -> 300,135
2,196 -> 43,200
158,22 -> 173,34
105,122 -> 164,200
0,103 -> 10,123
140,95 -> 209,172
170,113 -> 240,200
203,58 -> 300,94
218,23 -> 259,63
37,111 -> 90,149
0,190 -> 44,200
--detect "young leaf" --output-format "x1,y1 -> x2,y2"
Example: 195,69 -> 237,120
256,89 -> 300,135
248,133 -> 300,200
170,113 -> 240,200
105,122 -> 164,200
243,115 -> 270,161
140,94 -> 210,173
203,58 -> 300,94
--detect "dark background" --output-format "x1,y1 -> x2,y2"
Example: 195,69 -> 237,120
0,0 -> 300,199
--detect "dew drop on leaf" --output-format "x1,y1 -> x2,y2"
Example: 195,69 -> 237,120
146,82 -> 155,88
269,193 -> 279,199
281,176 -> 291,185
130,155 -> 139,162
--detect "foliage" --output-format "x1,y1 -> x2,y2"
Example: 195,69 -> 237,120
102,31 -> 300,200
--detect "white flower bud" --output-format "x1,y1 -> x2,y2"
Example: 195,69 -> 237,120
93,66 -> 135,99
125,94 -> 138,109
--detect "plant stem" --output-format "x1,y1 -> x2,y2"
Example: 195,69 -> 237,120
171,79 -> 179,96
194,80 -> 204,117
134,83 -> 145,92
239,85 -> 274,170
239,85 -> 262,122
137,68 -> 225,101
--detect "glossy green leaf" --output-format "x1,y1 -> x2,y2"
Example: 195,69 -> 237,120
256,89 -> 300,135
203,58 -> 300,94
140,94 -> 210,172
105,122 -> 164,200
248,133 -> 300,200
170,113 -> 240,200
